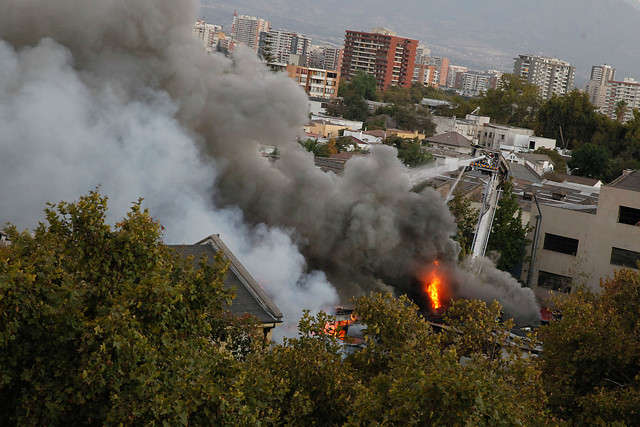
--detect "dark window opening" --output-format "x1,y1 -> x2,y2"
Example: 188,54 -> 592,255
618,206 -> 640,226
543,233 -> 579,256
610,247 -> 640,269
538,270 -> 572,292
529,140 -> 535,150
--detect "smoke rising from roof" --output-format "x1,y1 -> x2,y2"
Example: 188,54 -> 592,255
0,0 -> 539,333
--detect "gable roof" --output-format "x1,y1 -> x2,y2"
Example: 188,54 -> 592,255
425,131 -> 472,148
169,235 -> 283,325
608,170 -> 640,192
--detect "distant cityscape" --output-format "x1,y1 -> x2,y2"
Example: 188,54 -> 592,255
193,12 -> 640,123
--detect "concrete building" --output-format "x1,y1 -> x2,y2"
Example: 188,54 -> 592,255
457,71 -> 501,97
421,56 -> 450,87
446,65 -> 468,88
585,64 -> 616,109
341,28 -> 418,89
309,45 -> 342,71
425,132 -> 474,155
259,29 -> 311,63
602,78 -> 640,123
286,65 -> 340,99
230,12 -> 270,52
432,114 -> 490,143
479,123 -> 535,149
520,170 -> 640,300
413,64 -> 439,88
513,54 -> 575,100
193,20 -> 224,52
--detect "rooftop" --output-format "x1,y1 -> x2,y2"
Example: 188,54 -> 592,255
425,131 -> 472,148
608,170 -> 640,192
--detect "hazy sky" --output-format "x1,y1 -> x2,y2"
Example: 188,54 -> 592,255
201,0 -> 640,84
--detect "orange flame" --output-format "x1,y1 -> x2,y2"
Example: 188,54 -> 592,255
427,274 -> 442,309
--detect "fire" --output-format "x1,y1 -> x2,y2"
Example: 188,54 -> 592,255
420,260 -> 448,311
427,274 -> 442,309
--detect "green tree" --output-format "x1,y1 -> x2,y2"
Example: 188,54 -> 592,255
486,180 -> 531,275
0,191 -> 256,425
347,294 -> 547,425
339,70 -> 378,100
479,73 -> 541,128
448,192 -> 479,259
535,90 -> 599,149
539,269 -> 640,425
568,142 -> 610,180
383,134 -> 433,167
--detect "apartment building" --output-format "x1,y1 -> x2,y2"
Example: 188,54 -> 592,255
457,71 -> 500,97
413,64 -> 439,88
513,54 -> 575,99
602,78 -> 640,123
287,65 -> 340,99
193,20 -> 224,52
446,65 -> 468,88
341,28 -> 418,89
521,170 -> 640,297
259,29 -> 311,63
585,64 -> 616,109
230,12 -> 270,52
309,45 -> 342,71
421,56 -> 450,87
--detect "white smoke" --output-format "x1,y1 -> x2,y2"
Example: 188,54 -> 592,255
0,0 -> 539,336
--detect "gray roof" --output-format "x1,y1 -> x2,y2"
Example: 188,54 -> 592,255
425,131 -> 472,148
608,170 -> 640,192
509,163 -> 543,184
169,235 -> 283,324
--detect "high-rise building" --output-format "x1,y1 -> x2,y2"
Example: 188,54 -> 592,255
309,45 -> 342,71
340,28 -> 418,89
258,29 -> 311,63
513,54 -> 575,99
230,12 -> 270,53
286,65 -> 340,99
446,65 -> 468,88
586,64 -> 616,109
193,20 -> 224,52
413,64 -> 439,88
602,78 -> 640,123
421,56 -> 450,87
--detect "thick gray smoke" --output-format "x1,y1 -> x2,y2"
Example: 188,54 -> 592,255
0,0 -> 539,333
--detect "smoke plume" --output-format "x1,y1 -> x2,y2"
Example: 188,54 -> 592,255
0,0 -> 539,334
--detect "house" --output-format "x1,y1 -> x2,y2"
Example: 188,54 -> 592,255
170,234 -> 283,340
424,132 -> 473,155
503,152 -> 554,176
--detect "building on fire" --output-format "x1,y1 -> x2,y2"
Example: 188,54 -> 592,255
170,234 -> 283,340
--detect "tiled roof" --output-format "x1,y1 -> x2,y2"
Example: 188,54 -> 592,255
169,235 -> 283,324
608,170 -> 640,192
425,131 -> 472,148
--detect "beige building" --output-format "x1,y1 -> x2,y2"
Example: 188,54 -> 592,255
286,65 -> 340,99
522,171 -> 640,300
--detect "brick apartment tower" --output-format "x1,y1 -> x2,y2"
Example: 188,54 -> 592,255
341,28 -> 418,90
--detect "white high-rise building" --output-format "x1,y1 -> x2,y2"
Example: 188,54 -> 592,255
259,29 -> 311,63
193,20 -> 223,52
586,64 -> 616,109
513,54 -> 575,99
230,13 -> 270,52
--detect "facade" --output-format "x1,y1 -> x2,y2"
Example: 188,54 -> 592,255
479,123 -> 535,149
421,56 -> 450,87
259,29 -> 311,63
424,132 -> 474,155
446,65 -> 468,88
286,65 -> 340,99
457,71 -> 500,97
513,54 -> 575,99
230,13 -> 270,52
309,45 -> 342,71
413,64 -> 439,88
341,28 -> 418,89
521,170 -> 640,298
192,20 -> 224,52
585,64 -> 616,109
602,78 -> 640,123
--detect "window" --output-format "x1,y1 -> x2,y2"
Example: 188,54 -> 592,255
618,206 -> 640,226
543,233 -> 579,256
610,247 -> 640,269
538,270 -> 572,292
